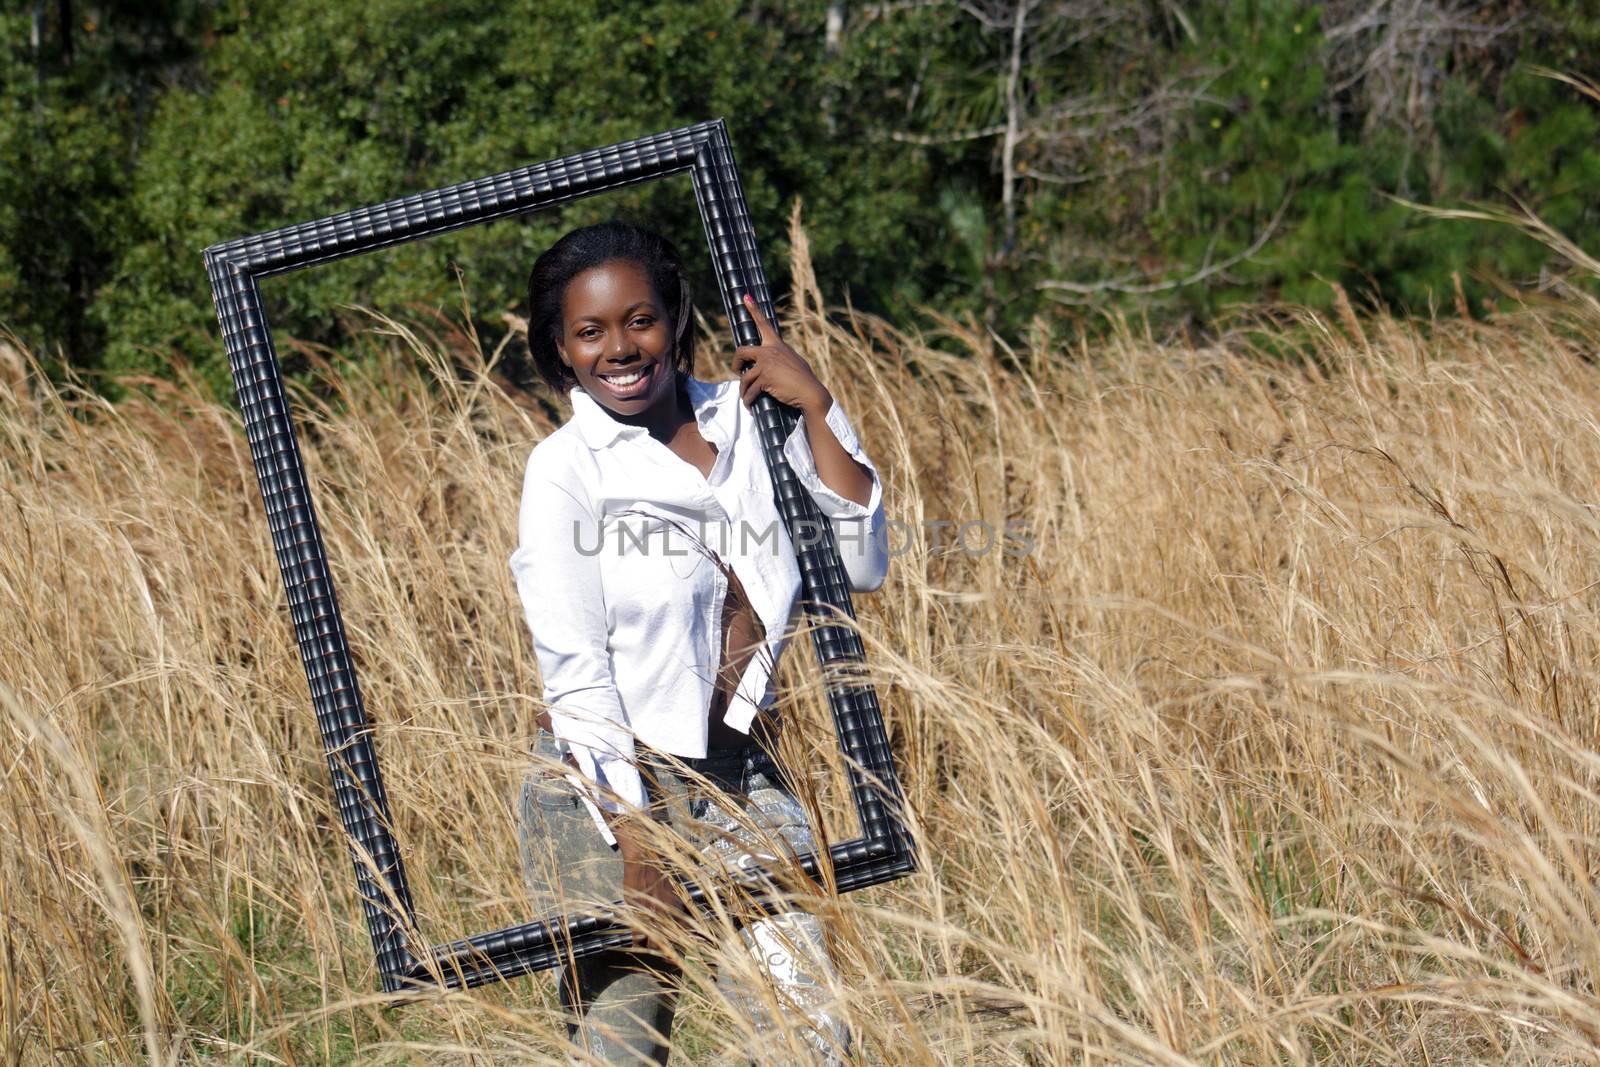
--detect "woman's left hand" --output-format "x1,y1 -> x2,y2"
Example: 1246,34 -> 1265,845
733,294 -> 831,414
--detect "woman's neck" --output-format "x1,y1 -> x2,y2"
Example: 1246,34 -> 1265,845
623,374 -> 694,443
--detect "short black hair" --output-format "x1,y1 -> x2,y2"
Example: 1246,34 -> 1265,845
525,221 -> 694,394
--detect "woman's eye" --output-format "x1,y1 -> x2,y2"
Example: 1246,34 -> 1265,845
577,328 -> 600,341
630,317 -> 655,329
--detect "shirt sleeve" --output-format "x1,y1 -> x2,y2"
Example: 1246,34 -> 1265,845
509,448 -> 646,845
782,398 -> 889,593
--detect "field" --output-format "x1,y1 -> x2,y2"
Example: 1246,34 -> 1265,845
6,230 -> 1600,1064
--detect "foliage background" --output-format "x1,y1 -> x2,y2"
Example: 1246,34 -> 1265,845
1,0 -> 1597,389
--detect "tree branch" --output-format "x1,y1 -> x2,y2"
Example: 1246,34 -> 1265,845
1037,193 -> 1294,298
878,122 -> 1009,144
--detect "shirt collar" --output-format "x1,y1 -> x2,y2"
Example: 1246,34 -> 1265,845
684,375 -> 740,450
568,376 -> 740,452
568,386 -> 639,449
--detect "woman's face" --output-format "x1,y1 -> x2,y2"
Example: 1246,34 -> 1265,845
557,258 -> 678,420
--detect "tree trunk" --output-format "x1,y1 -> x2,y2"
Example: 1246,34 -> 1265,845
999,0 -> 1032,258
31,2 -> 45,86
57,0 -> 73,67
823,3 -> 846,134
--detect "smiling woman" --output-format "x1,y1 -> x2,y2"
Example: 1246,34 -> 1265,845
511,220 -> 888,1063
198,124 -> 913,1023
529,233 -> 688,422
560,261 -> 678,406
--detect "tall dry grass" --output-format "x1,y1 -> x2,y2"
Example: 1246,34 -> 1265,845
7,227 -> 1600,1063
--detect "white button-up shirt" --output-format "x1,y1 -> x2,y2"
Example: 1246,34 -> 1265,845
509,376 -> 887,840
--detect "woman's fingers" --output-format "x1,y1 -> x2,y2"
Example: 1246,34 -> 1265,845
734,342 -> 765,391
742,292 -> 781,345
734,344 -> 826,411
732,306 -> 825,410
739,363 -> 764,407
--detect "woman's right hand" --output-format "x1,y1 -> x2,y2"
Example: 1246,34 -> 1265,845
612,816 -> 687,954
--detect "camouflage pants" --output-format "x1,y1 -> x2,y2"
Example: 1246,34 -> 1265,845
517,729 -> 849,1065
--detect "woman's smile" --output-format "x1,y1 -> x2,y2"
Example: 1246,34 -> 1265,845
593,360 -> 656,400
558,259 -> 678,422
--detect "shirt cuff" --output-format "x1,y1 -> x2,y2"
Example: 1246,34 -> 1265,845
559,738 -> 648,848
782,399 -> 883,520
721,656 -> 779,735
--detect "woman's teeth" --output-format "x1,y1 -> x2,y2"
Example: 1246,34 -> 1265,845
603,370 -> 644,386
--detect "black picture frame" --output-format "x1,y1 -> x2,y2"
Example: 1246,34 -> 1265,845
203,120 -> 914,993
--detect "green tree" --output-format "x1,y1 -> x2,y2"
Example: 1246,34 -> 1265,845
2,0 -> 1597,385
96,0 -> 945,388
0,2 -> 212,372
